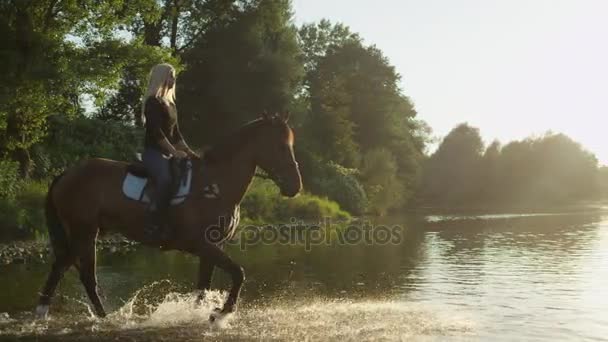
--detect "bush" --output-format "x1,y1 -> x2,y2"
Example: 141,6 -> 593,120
275,194 -> 350,221
241,178 -> 279,221
301,152 -> 367,215
0,159 -> 21,200
316,162 -> 368,215
241,177 -> 350,222
0,179 -> 48,241
15,180 -> 47,237
360,148 -> 404,216
31,115 -> 142,177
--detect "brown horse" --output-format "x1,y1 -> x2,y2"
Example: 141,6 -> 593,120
36,111 -> 302,320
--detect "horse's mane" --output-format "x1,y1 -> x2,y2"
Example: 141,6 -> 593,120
203,118 -> 266,164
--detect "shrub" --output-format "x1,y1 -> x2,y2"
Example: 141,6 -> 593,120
275,193 -> 350,221
241,177 -> 350,222
15,180 -> 47,238
316,161 -> 368,215
32,115 -> 142,177
301,153 -> 367,215
0,179 -> 48,241
0,198 -> 28,241
241,178 -> 280,221
360,148 -> 403,216
0,159 -> 21,200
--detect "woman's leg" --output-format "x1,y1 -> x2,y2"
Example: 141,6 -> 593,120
142,148 -> 172,237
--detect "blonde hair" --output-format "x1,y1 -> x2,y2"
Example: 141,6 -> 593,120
140,63 -> 176,124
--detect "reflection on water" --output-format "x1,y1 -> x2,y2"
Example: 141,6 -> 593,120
1,211 -> 607,341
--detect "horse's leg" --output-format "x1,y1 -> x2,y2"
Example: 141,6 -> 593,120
198,260 -> 215,291
36,254 -> 73,317
196,258 -> 215,303
200,243 -> 244,314
75,230 -> 106,318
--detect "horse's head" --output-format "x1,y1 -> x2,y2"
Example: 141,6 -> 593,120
254,111 -> 302,197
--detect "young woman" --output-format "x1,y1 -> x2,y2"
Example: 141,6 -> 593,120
141,63 -> 197,238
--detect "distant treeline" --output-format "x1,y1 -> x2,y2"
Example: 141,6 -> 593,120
419,124 -> 608,208
0,0 -> 606,234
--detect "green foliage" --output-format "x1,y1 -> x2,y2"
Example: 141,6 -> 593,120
241,178 -> 279,221
420,126 -> 602,207
304,157 -> 368,216
37,115 -> 142,175
275,193 -> 350,221
241,178 -> 350,222
0,160 -> 20,200
496,133 -> 599,204
421,123 -> 485,205
600,167 -> 608,200
0,179 -> 47,241
361,148 -> 403,216
0,0 -> 178,175
95,41 -> 181,123
299,28 -> 428,211
298,19 -> 360,75
14,180 -> 47,237
178,0 -> 304,146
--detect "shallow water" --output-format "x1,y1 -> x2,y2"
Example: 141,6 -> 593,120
1,211 -> 607,341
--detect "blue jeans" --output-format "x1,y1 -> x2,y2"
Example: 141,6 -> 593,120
142,148 -> 171,210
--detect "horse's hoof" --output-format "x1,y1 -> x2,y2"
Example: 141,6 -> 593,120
35,305 -> 49,319
209,307 -> 230,324
209,308 -> 221,323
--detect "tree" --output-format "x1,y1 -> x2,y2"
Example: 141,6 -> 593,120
94,42 -> 180,124
93,0 -> 238,123
421,123 -> 484,205
0,0 -> 110,176
420,126 -> 602,207
298,20 -> 360,84
478,140 -> 501,202
177,0 -> 304,146
600,166 -> 608,200
302,35 -> 428,209
360,148 -> 402,215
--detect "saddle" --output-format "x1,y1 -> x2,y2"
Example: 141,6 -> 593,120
122,157 -> 193,206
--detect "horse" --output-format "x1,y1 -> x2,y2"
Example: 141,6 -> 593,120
36,111 -> 302,320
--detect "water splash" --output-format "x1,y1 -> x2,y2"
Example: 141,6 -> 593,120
219,299 -> 474,341
0,281 -> 474,340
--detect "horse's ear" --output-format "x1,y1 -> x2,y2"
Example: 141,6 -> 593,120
281,111 -> 290,123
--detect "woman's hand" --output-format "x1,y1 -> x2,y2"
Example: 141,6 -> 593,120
174,150 -> 188,159
186,149 -> 200,159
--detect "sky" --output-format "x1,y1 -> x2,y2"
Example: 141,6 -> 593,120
292,0 -> 608,165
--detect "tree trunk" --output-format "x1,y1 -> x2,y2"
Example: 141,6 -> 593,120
170,0 -> 180,55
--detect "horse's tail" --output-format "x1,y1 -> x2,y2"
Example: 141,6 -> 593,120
46,173 -> 69,259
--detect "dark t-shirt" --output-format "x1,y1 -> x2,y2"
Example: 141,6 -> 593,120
143,96 -> 184,153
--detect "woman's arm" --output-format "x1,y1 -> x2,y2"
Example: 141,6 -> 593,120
159,138 -> 181,156
174,123 -> 199,158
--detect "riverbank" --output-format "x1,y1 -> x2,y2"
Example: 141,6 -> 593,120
4,204 -> 606,266
0,235 -> 138,266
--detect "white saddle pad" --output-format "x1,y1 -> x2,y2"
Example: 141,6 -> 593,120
122,161 -> 193,205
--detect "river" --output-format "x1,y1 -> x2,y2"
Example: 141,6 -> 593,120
1,209 -> 607,341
